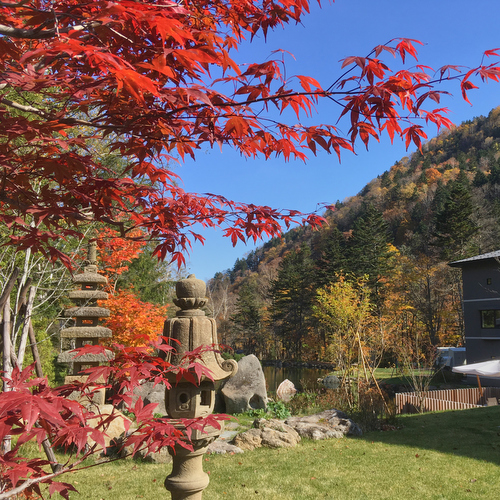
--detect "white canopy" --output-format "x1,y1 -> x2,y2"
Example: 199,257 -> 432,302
452,360 -> 500,378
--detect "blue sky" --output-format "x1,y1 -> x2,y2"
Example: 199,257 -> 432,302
176,0 -> 500,282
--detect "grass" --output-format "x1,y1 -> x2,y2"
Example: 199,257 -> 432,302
372,367 -> 468,388
55,405 -> 500,500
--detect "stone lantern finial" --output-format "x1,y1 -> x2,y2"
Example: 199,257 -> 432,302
86,240 -> 98,266
172,274 -> 207,312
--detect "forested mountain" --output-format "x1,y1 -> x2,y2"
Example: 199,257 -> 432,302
207,106 -> 500,364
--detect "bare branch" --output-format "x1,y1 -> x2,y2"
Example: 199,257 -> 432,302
0,21 -> 101,40
0,97 -> 49,117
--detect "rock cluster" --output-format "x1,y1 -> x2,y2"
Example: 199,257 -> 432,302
232,418 -> 301,451
285,409 -> 362,439
207,409 -> 362,455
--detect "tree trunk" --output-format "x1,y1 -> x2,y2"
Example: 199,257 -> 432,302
28,322 -> 44,379
16,286 -> 36,369
2,302 -> 12,454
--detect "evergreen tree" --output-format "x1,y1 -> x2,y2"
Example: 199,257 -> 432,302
433,176 -> 479,260
229,258 -> 248,283
473,169 -> 488,188
118,244 -> 175,305
315,227 -> 348,288
489,163 -> 500,185
270,244 -> 315,359
347,204 -> 394,310
380,171 -> 391,188
431,180 -> 450,215
231,278 -> 265,355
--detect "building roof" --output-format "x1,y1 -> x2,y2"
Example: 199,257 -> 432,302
449,250 -> 500,267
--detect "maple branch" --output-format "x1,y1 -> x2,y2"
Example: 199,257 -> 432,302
0,21 -> 101,39
0,1 -> 30,7
0,431 -> 125,500
0,96 -> 114,130
0,432 -> 174,500
0,97 -> 49,117
0,457 -> 85,500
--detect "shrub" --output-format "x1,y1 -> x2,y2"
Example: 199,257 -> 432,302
243,400 -> 291,420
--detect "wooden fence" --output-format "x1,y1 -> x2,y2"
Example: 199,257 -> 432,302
395,387 -> 500,414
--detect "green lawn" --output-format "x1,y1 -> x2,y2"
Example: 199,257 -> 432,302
61,405 -> 500,500
372,367 -> 466,387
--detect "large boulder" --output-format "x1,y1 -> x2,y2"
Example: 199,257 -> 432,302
232,418 -> 301,451
285,409 -> 362,439
221,355 -> 268,414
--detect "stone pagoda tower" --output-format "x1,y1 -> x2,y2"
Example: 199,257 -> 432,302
58,241 -> 112,403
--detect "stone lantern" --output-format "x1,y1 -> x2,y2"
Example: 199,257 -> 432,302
163,274 -> 237,500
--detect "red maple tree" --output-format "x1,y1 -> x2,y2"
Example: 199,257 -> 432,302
2,1 -> 499,268
2,0 -> 500,498
0,341 -> 220,499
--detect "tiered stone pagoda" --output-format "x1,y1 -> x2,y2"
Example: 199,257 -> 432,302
58,241 -> 112,403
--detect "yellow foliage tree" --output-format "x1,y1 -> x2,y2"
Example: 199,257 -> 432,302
313,274 -> 387,409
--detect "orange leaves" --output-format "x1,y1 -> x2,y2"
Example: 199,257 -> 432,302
224,115 -> 252,137
96,228 -> 144,279
96,229 -> 168,349
101,290 -> 168,348
424,167 -> 442,185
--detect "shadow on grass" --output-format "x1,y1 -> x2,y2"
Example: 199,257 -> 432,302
376,369 -> 467,387
360,405 -> 500,465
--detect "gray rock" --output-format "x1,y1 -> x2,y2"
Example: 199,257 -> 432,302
285,409 -> 362,439
111,430 -> 173,464
232,418 -> 300,451
207,440 -> 244,455
136,447 -> 173,464
132,381 -> 167,416
320,375 -> 340,390
221,355 -> 268,414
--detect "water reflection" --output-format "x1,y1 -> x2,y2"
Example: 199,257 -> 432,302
262,365 -> 332,394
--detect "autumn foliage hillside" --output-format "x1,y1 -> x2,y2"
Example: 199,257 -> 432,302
210,106 -> 500,362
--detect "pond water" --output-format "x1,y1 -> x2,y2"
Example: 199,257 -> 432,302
262,365 -> 333,394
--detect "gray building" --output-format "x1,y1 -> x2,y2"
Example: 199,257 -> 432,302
450,250 -> 500,364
